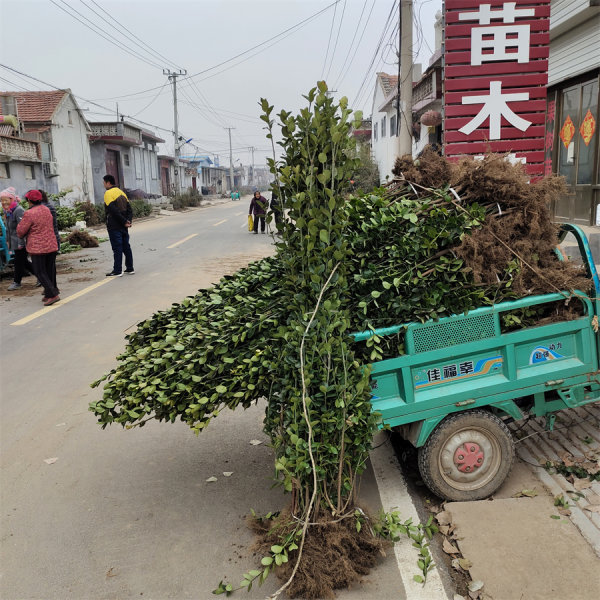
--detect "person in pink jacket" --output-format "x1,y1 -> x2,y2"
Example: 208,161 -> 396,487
16,190 -> 60,306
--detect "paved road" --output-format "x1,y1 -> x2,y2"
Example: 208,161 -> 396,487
0,200 -> 448,600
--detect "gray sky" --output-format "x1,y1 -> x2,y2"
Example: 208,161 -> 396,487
0,0 -> 440,168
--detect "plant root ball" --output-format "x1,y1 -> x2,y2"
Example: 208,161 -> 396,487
249,506 -> 388,599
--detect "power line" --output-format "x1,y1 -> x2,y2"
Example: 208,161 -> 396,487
351,0 -> 398,108
325,0 -> 348,81
321,1 -> 339,79
83,0 -> 342,102
85,0 -> 185,71
48,0 -> 163,70
130,82 -> 168,118
332,0 -> 374,89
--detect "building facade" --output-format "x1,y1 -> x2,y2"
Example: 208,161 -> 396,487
546,0 -> 600,225
0,90 -> 93,203
89,121 -> 164,204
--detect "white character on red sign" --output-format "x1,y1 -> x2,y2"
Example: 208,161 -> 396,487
459,81 -> 531,139
459,2 -> 535,66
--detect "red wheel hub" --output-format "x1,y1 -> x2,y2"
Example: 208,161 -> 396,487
454,443 -> 484,473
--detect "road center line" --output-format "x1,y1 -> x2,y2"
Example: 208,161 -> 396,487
234,211 -> 245,216
166,233 -> 198,248
11,278 -> 114,326
212,219 -> 228,227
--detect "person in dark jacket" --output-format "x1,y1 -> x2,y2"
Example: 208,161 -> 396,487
1,187 -> 36,290
249,190 -> 268,234
103,174 -> 134,277
16,190 -> 60,305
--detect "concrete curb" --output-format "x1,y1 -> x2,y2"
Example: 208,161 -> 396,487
370,434 -> 450,600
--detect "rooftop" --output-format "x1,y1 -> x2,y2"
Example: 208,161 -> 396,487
0,90 -> 67,122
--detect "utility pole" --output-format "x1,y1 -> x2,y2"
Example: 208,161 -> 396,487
397,0 -> 413,156
249,146 -> 255,187
164,68 -> 187,195
225,127 -> 235,192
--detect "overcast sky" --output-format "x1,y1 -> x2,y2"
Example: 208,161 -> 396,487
0,0 -> 440,169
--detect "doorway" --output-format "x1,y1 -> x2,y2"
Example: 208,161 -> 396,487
553,74 -> 599,225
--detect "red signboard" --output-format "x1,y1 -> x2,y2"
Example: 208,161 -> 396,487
443,0 -> 550,176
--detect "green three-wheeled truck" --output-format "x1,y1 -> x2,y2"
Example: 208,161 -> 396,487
354,224 -> 600,501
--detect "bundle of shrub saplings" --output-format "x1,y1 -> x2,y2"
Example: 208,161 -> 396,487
90,151 -> 589,432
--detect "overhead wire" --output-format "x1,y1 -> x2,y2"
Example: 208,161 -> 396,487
351,0 -> 398,109
321,0 -> 339,79
84,0 -> 342,102
130,82 -> 168,118
85,0 -> 185,71
332,0 -> 374,90
48,0 -> 164,70
324,0 -> 347,82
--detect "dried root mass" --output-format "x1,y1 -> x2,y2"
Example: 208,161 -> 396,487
249,508 -> 387,600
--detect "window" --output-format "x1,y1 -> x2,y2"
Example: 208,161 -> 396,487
374,122 -> 378,141
0,163 -> 9,178
68,110 -> 73,125
390,114 -> 397,137
24,164 -> 35,179
381,116 -> 387,137
41,142 -> 53,162
124,153 -> 130,166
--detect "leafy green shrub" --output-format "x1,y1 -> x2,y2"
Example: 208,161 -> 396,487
74,201 -> 104,226
56,206 -> 84,230
171,192 -> 201,210
130,199 -> 152,218
59,241 -> 81,254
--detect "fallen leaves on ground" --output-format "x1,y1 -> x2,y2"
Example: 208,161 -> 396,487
249,439 -> 263,446
206,476 -> 218,482
573,478 -> 593,491
43,457 -> 58,465
512,489 -> 538,498
443,538 -> 459,555
436,510 -> 452,526
223,472 -> 233,477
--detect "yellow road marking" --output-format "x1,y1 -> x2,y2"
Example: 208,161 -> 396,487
11,278 -> 114,326
212,219 -> 228,226
166,233 -> 198,248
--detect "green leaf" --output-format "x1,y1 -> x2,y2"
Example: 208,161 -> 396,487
215,385 -> 227,394
261,556 -> 273,566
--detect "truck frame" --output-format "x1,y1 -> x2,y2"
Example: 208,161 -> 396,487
354,224 -> 600,501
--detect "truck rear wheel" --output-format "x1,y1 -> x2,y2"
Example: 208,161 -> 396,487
417,410 -> 514,501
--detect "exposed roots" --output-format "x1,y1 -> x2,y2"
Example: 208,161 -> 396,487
391,152 -> 591,298
249,507 -> 388,599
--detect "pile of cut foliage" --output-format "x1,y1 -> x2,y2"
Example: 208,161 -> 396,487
90,152 -> 589,433
90,87 -> 589,598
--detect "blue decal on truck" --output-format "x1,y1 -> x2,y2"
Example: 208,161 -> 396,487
414,355 -> 503,389
529,345 -> 564,365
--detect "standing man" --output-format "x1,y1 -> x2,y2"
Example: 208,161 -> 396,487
103,174 -> 134,277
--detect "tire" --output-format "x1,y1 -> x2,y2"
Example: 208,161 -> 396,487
417,409 -> 515,502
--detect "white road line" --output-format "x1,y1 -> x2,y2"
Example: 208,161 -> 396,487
370,433 -> 450,600
11,278 -> 115,326
166,233 -> 198,249
212,219 -> 228,226
234,211 -> 245,216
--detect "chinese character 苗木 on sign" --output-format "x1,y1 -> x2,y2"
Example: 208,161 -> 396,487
444,1 -> 550,177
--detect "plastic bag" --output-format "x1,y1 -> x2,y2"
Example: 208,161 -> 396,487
247,215 -> 254,231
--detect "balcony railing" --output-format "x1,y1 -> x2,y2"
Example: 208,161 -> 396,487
0,135 -> 40,160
